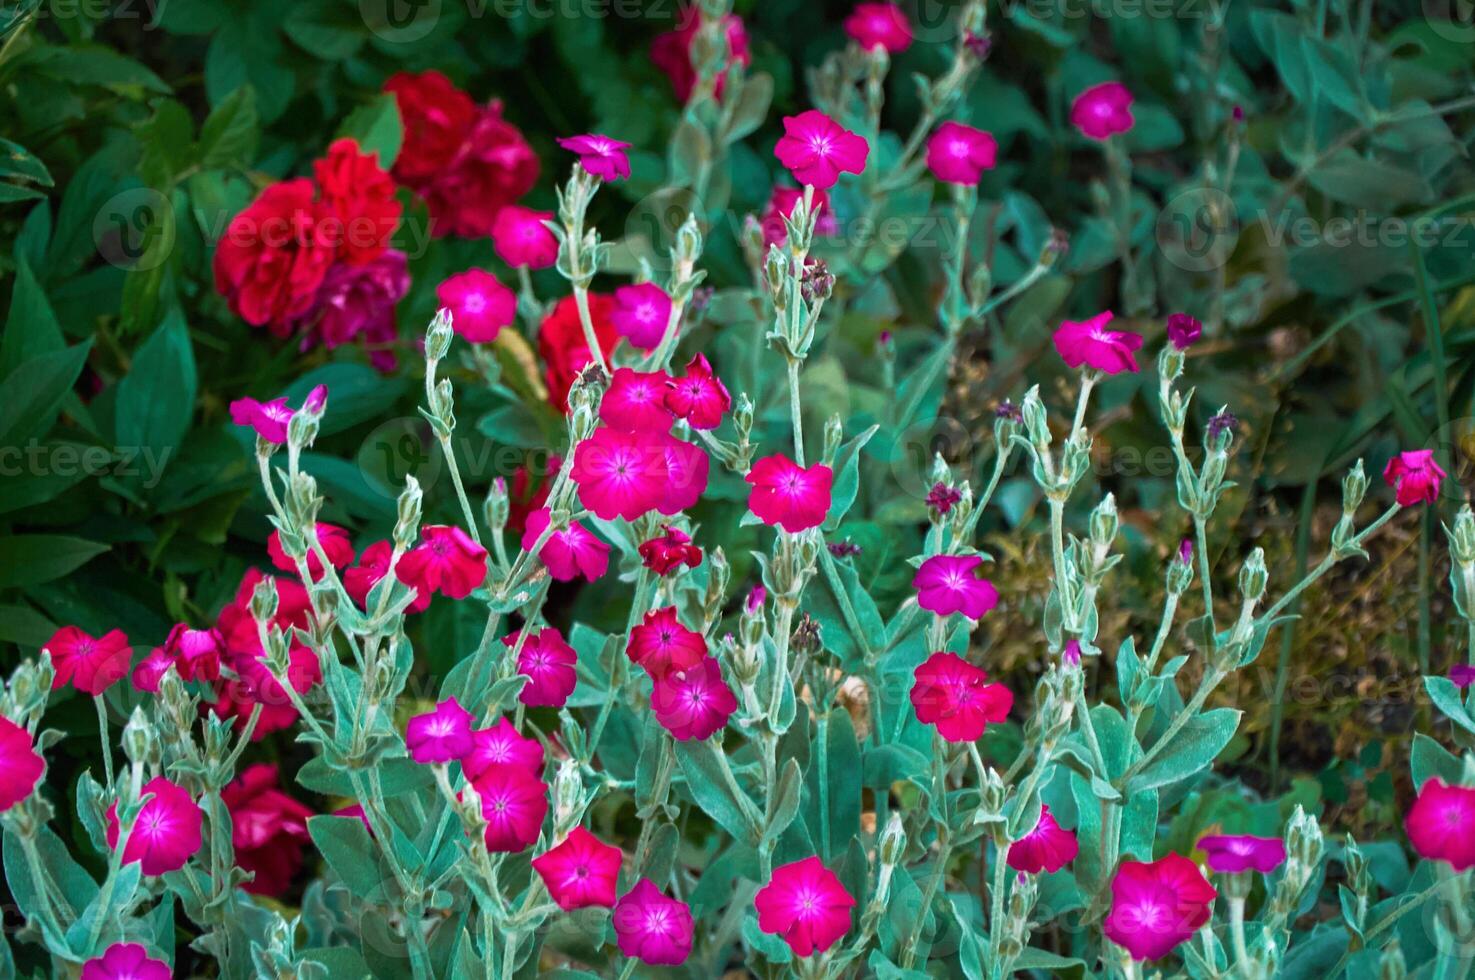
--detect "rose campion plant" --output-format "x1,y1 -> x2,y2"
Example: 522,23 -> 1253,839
3,2 -> 1470,979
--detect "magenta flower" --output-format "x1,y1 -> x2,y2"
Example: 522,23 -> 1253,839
105,776 -> 204,876
746,585 -> 766,614
505,628 -> 578,708
1453,664 -> 1475,689
571,427 -> 670,521
229,384 -> 327,445
462,716 -> 545,782
162,623 -> 224,683
44,626 -> 131,696
754,856 -> 856,957
1198,834 -> 1287,875
345,541 -> 430,613
602,368 -> 675,433
521,508 -> 611,583
532,826 -> 624,910
287,249 -> 410,371
557,134 -> 633,182
910,651 -> 1012,742
396,525 -> 488,600
651,656 -> 738,741
0,716 -> 44,813
773,111 -> 870,190
407,697 -> 475,764
130,649 -> 174,693
638,526 -> 704,576
1071,81 -> 1135,141
1053,311 -> 1144,375
267,522 -> 355,581
438,269 -> 517,344
80,943 -> 171,980
926,483 -> 962,515
650,9 -> 751,102
1007,805 -> 1079,874
492,205 -> 558,270
1408,779 -> 1475,870
471,764 -> 548,852
1062,640 -> 1082,668
665,353 -> 732,430
843,3 -> 912,52
612,283 -> 672,352
1103,854 -> 1217,961
1384,450 -> 1446,506
761,186 -> 837,248
628,606 -> 707,680
926,122 -> 998,186
913,554 -> 999,619
654,432 -> 710,515
746,454 -> 833,533
613,877 -> 694,966
1166,313 -> 1202,351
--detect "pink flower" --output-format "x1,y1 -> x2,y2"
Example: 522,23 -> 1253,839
638,526 -> 704,575
1166,313 -> 1202,351
213,639 -> 321,739
345,541 -> 430,614
1197,834 -> 1287,875
651,656 -> 737,741
665,353 -> 731,430
162,624 -> 225,683
438,269 -> 517,344
44,626 -> 131,696
222,763 -> 313,896
1053,311 -> 1144,375
130,649 -> 174,693
106,776 -> 204,876
417,102 -> 540,240
628,607 -> 707,680
1453,664 -> 1475,689
0,716 -> 44,813
492,205 -> 558,270
472,764 -> 548,852
1071,81 -> 1135,141
913,554 -> 999,619
612,283 -> 673,352
229,385 -> 327,445
80,943 -> 171,980
571,427 -> 670,521
521,509 -> 611,583
1103,854 -> 1217,961
1384,450 -> 1446,507
558,134 -> 633,182
746,454 -> 833,533
602,368 -> 675,432
614,878 -> 694,965
216,568 -> 312,658
267,523 -> 354,581
532,826 -> 624,910
926,122 -> 998,185
761,186 -> 837,247
505,628 -> 578,708
654,432 -> 710,515
1007,805 -> 1079,874
773,111 -> 870,190
1407,779 -> 1475,870
910,651 -> 1012,742
396,525 -> 488,600
407,697 -> 476,764
286,250 -> 410,371
463,716 -> 545,782
754,856 -> 856,957
650,10 -> 751,102
844,3 -> 912,52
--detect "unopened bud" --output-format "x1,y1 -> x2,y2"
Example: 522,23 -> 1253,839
486,477 -> 510,535
250,576 -> 280,624
1238,548 -> 1267,603
765,246 -> 789,308
121,707 -> 157,768
823,415 -> 843,466
1020,387 -> 1049,448
394,476 -> 423,549
1089,494 -> 1118,549
426,308 -> 454,361
1452,506 -> 1475,566
1342,459 -> 1367,515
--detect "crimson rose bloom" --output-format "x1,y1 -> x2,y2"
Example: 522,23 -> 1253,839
313,137 -> 401,264
421,103 -> 539,239
383,71 -> 478,184
539,294 -> 620,412
221,763 -> 314,896
214,178 -> 335,330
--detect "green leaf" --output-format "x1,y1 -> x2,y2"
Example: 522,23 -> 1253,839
823,423 -> 879,531
307,815 -> 391,900
674,739 -> 760,843
765,758 -> 803,842
1129,708 -> 1242,792
0,341 -> 91,448
284,0 -> 366,60
338,95 -> 403,171
724,72 -> 773,144
115,312 -> 195,486
0,535 -> 110,589
296,756 -> 433,799
806,710 -> 861,862
198,86 -> 259,170
0,137 -> 52,190
1411,732 -> 1463,788
0,255 -> 64,380
1425,677 -> 1475,734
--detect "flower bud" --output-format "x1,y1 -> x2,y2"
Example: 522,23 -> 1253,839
674,213 -> 703,266
1238,547 -> 1267,604
1342,459 -> 1367,516
485,477 -> 510,536
1205,408 -> 1238,454
394,476 -> 423,550
1167,540 -> 1196,595
765,246 -> 789,309
122,706 -> 158,769
1089,494 -> 1118,550
823,415 -> 844,467
704,547 -> 730,625
251,575 -> 280,625
967,263 -> 993,312
1379,939 -> 1407,980
879,812 -> 907,867
425,308 -> 454,361
553,758 -> 586,837
1020,387 -> 1049,449
430,377 -> 457,435
1452,506 -> 1475,567
1157,344 -> 1184,385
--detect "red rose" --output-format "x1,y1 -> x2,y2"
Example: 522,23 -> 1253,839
420,102 -> 539,238
213,178 -> 336,331
221,763 -> 314,897
314,137 -> 402,264
538,293 -> 619,412
383,71 -> 477,184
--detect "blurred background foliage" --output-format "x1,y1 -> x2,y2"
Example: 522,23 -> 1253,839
1,0 -> 1474,866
